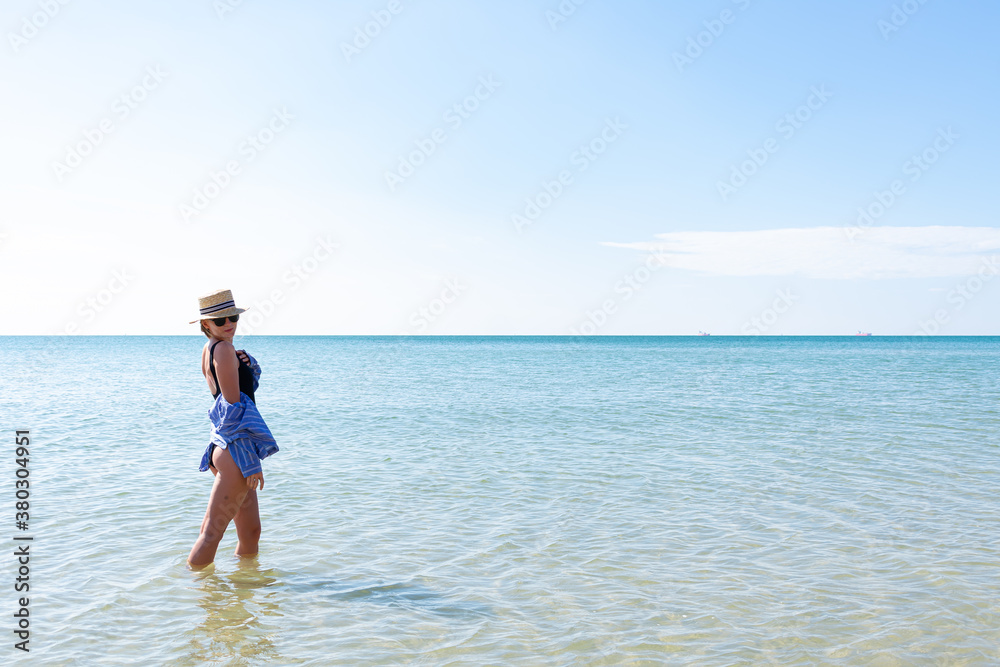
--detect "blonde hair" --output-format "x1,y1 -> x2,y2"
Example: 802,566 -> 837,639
200,320 -> 211,338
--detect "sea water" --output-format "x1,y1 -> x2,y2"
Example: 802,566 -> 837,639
2,336 -> 998,665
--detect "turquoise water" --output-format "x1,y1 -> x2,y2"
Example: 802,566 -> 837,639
2,336 -> 999,665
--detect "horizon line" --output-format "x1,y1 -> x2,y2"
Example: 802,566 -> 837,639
1,334 -> 995,338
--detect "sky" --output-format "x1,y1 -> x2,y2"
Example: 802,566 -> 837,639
1,0 -> 998,335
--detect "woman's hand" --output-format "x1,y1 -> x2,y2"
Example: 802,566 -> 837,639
236,349 -> 251,365
246,472 -> 264,491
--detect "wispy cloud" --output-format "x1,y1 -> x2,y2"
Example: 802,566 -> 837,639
604,227 -> 1000,279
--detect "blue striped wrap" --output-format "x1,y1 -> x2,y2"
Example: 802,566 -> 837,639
198,352 -> 278,477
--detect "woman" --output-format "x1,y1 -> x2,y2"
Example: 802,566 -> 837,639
187,289 -> 279,568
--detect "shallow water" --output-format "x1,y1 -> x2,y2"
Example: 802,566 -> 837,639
3,336 -> 999,665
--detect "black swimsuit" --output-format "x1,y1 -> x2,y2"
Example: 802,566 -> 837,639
207,340 -> 256,470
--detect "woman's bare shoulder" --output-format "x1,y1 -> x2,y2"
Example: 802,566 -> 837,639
202,339 -> 235,363
210,340 -> 237,365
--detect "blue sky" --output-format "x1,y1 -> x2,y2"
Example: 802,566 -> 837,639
2,0 -> 998,334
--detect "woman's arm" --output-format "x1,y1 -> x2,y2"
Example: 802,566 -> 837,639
212,341 -> 243,404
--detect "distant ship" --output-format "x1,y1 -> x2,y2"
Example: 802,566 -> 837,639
698,331 -> 711,336
856,331 -> 872,336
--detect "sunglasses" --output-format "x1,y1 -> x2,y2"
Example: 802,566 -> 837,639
210,315 -> 240,326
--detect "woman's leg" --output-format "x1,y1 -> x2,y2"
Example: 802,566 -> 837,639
188,446 -> 251,568
233,489 -> 261,556
196,458 -> 219,535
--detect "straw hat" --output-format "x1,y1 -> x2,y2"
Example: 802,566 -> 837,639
189,288 -> 248,324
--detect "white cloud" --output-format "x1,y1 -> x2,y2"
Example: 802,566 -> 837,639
604,226 -> 1000,279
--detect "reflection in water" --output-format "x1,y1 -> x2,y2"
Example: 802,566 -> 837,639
182,558 -> 285,665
